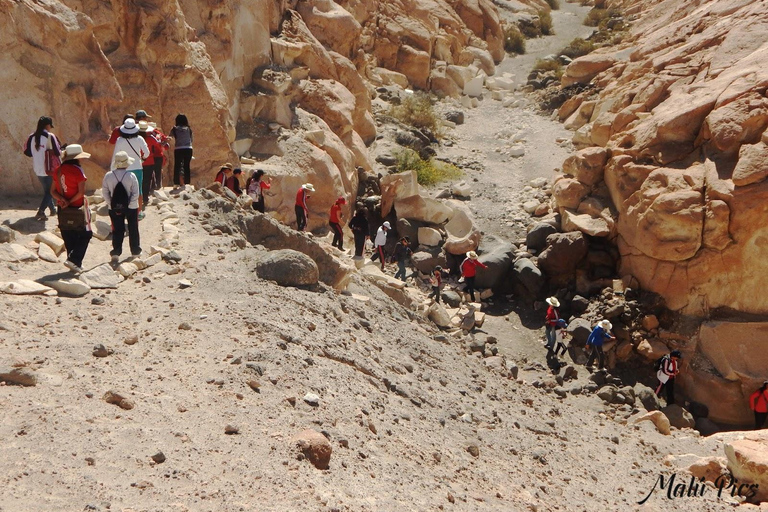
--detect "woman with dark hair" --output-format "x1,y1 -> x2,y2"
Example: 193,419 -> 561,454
51,144 -> 92,273
750,381 -> 768,430
170,113 -> 193,186
24,116 -> 61,221
349,208 -> 369,258
112,118 -> 149,218
246,169 -> 271,212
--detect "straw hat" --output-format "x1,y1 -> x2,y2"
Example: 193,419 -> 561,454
121,118 -> 139,135
220,163 -> 233,171
113,151 -> 135,169
62,144 -> 91,160
302,183 -> 316,192
467,251 -> 478,260
598,319 -> 612,331
138,120 -> 153,133
546,297 -> 560,308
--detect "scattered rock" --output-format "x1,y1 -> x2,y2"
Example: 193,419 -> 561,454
34,231 -> 65,254
634,410 -> 671,435
0,367 -> 38,386
151,451 -> 166,464
103,390 -> 135,410
80,264 -> 121,289
635,383 -> 661,411
0,226 -> 16,243
661,404 -> 695,429
0,243 -> 38,262
178,279 -> 193,289
178,322 -> 192,331
0,280 -> 53,295
43,278 -> 91,297
526,223 -> 557,253
303,393 -> 320,406
224,424 -> 240,435
123,335 -> 139,345
724,431 -> 768,502
641,315 -> 660,331
467,444 -> 480,457
38,243 -> 59,263
92,344 -> 113,358
294,429 -> 332,470
255,249 -> 319,287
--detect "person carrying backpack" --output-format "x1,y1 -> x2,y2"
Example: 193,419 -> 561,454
655,350 -> 682,404
749,381 -> 768,430
393,236 -> 413,281
349,208 -> 370,258
246,169 -> 271,213
24,116 -> 61,221
552,319 -> 569,359
586,319 -> 613,370
103,151 -> 142,263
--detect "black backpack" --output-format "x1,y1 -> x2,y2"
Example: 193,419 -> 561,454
23,134 -> 34,157
653,355 -> 668,372
111,173 -> 130,215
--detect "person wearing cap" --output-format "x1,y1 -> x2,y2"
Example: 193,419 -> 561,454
393,236 -> 413,281
51,144 -> 93,273
102,151 -> 141,262
138,120 -> 163,209
460,251 -> 488,303
428,266 -> 444,303
170,113 -> 193,186
655,350 -> 682,404
370,221 -> 390,270
544,297 -> 561,356
112,117 -> 149,217
246,169 -> 271,213
215,163 -> 233,187
552,318 -> 569,359
108,114 -> 135,145
295,183 -> 314,231
349,208 -> 370,258
134,109 -> 151,122
586,319 -> 614,370
24,116 -> 61,221
749,381 -> 768,430
329,197 -> 347,250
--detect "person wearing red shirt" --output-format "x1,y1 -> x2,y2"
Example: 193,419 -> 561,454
50,144 -> 92,273
215,163 -> 233,186
246,169 -> 271,213
329,196 -> 346,250
138,121 -> 163,210
295,183 -> 314,231
108,114 -> 134,144
226,168 -> 243,196
750,381 -> 768,430
544,297 -> 561,356
460,251 -> 487,302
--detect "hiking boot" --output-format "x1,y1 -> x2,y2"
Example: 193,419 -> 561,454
138,212 -> 146,221
49,206 -> 57,216
35,212 -> 47,221
63,260 -> 83,274
110,254 -> 119,264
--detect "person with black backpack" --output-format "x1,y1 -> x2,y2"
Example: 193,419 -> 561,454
655,350 -> 682,405
102,151 -> 141,264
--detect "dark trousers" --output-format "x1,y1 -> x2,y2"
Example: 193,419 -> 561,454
37,175 -> 55,214
295,205 -> 307,231
354,232 -> 366,257
545,325 -> 557,351
142,162 -> 162,205
109,209 -> 141,256
330,222 -> 343,249
394,260 -> 407,280
656,377 -> 675,404
173,148 -> 192,185
60,229 -> 92,267
464,276 -> 476,301
252,197 -> 265,213
370,245 -> 385,268
429,286 -> 441,303
587,344 -> 605,369
755,412 -> 767,430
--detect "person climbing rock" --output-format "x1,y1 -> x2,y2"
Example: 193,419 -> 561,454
103,151 -> 141,263
393,236 -> 413,281
544,296 -> 561,356
329,197 -> 346,250
428,266 -> 444,303
750,381 -> 768,430
51,144 -> 92,273
295,183 -> 314,231
460,251 -> 487,302
349,208 -> 369,258
370,221 -> 390,270
655,350 -> 682,404
246,169 -> 271,213
586,319 -> 613,371
170,113 -> 193,186
24,115 -> 61,221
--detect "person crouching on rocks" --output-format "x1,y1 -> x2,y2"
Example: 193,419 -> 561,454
586,319 -> 613,371
295,183 -> 314,231
51,144 -> 92,274
370,221 -> 390,270
428,266 -> 444,303
544,296 -> 561,357
393,236 -> 413,281
460,251 -> 487,303
750,381 -> 768,430
103,151 -> 142,264
349,208 -> 369,258
655,350 -> 682,404
329,197 -> 346,250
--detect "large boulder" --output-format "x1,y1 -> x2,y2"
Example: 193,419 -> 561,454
255,249 -> 320,287
537,232 -> 588,278
443,200 -> 481,255
661,404 -> 695,429
526,222 -> 557,253
634,383 -> 662,411
724,431 -> 768,503
474,236 -> 515,290
552,178 -> 589,210
634,410 -> 671,435
511,258 -> 544,296
561,53 -> 617,87
561,210 -> 612,238
566,317 -> 592,345
411,250 -> 447,275
396,218 -> 425,244
381,171 -> 454,224
428,302 -> 452,328
417,227 -> 442,247
563,147 -> 609,186
0,226 -> 16,243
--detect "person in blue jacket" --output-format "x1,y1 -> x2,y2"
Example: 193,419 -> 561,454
586,319 -> 614,370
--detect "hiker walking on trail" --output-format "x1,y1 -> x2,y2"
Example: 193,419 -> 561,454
655,350 -> 681,404
246,169 -> 271,213
136,110 -> 169,191
460,251 -> 487,302
750,381 -> 768,430
295,183 -> 314,231
586,319 -> 613,370
24,116 -> 61,221
544,297 -> 561,356
103,151 -> 141,263
329,197 -> 346,250
51,144 -> 92,273
138,121 -> 162,210
108,114 -> 134,144
393,236 -> 413,281
428,266 -> 443,303
552,319 -> 569,359
170,113 -> 193,186
370,221 -> 390,270
349,208 -> 369,258
112,118 -> 149,218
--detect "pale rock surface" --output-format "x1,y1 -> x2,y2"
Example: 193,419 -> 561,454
34,232 -> 65,254
0,243 -> 38,263
43,278 -> 91,297
417,227 -> 442,247
725,431 -> 768,503
80,264 -> 121,289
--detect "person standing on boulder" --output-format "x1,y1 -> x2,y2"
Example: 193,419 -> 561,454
170,113 -> 193,187
24,116 -> 61,221
393,236 -> 413,281
51,144 -> 92,273
750,381 -> 768,430
102,151 -> 141,263
460,251 -> 487,302
329,197 -> 347,250
295,183 -> 314,231
655,350 -> 682,404
544,296 -> 561,356
349,208 -> 369,258
586,319 -> 613,370
370,221 -> 390,270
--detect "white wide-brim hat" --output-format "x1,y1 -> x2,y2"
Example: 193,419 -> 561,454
546,297 -> 560,308
113,150 -> 135,169
121,118 -> 139,134
302,183 -> 316,192
599,320 -> 612,331
467,251 -> 478,260
62,144 -> 91,160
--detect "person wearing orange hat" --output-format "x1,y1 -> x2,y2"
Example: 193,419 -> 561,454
329,196 -> 346,250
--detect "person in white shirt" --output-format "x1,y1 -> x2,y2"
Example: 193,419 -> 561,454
112,118 -> 149,218
103,151 -> 142,263
24,116 -> 61,220
370,221 -> 390,270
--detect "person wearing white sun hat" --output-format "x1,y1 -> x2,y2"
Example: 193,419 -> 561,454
102,151 -> 142,263
112,117 -> 149,217
295,183 -> 315,231
544,297 -> 561,356
586,319 -> 614,370
51,144 -> 93,273
460,250 -> 487,302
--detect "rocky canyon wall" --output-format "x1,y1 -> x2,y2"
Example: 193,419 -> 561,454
1,0 -> 502,232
